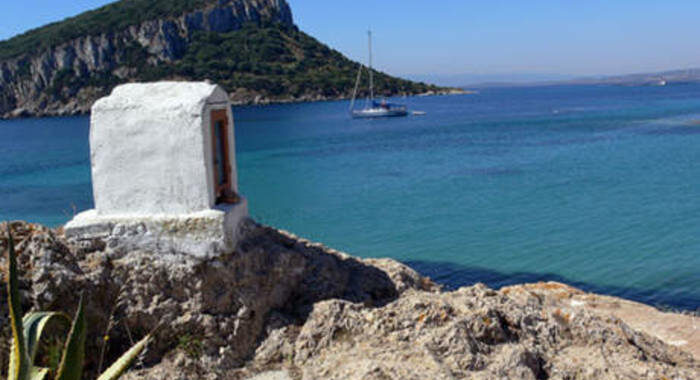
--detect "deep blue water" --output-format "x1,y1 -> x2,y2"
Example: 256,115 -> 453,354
1,85 -> 699,310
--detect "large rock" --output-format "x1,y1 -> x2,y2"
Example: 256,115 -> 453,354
0,220 -> 426,379
241,285 -> 697,380
501,282 -> 700,360
0,220 -> 697,379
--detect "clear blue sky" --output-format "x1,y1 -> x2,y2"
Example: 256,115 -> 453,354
3,0 -> 700,81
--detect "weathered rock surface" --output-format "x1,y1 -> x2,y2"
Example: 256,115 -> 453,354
501,282 -> 700,360
0,220 -> 697,379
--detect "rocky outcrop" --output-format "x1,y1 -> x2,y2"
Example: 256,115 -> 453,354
0,0 -> 293,118
501,282 -> 700,361
0,220 -> 697,379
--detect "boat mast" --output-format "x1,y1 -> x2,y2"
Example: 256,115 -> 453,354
349,64 -> 362,112
368,30 -> 374,102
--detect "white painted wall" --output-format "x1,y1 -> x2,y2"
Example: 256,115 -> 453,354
90,81 -> 235,215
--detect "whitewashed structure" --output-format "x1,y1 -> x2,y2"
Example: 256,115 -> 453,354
65,82 -> 248,258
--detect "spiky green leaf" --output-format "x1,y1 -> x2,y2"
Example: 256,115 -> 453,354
23,312 -> 71,364
53,296 -> 86,380
7,225 -> 30,380
29,366 -> 50,380
96,333 -> 152,380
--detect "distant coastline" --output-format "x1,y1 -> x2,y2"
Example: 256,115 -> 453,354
2,88 -> 474,120
230,87 -> 473,106
462,67 -> 700,89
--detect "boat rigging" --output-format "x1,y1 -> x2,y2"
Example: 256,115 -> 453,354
349,31 -> 408,118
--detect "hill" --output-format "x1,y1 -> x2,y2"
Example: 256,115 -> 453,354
0,0 -> 446,118
462,68 -> 700,89
557,68 -> 700,86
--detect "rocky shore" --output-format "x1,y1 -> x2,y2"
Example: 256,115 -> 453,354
0,220 -> 697,379
228,88 -> 474,107
2,89 -> 473,119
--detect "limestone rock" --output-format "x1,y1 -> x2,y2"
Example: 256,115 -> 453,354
0,220 -> 697,379
0,220 -> 417,378
247,285 -> 697,379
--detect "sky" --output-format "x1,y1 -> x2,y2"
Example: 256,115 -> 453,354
2,0 -> 700,85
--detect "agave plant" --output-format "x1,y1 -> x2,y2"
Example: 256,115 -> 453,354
5,226 -> 153,380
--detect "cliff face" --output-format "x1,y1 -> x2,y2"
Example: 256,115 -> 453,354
0,0 -> 293,118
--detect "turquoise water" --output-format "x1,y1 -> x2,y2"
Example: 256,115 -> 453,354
1,85 -> 699,309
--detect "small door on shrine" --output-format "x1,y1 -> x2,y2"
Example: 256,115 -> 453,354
210,109 -> 237,204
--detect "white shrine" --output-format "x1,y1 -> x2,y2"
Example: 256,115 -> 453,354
64,81 -> 248,258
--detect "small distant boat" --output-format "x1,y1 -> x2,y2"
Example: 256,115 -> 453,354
349,31 -> 408,118
352,100 -> 408,118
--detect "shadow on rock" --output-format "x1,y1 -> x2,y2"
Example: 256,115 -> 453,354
0,220 -> 433,379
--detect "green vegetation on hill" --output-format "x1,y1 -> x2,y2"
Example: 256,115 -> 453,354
157,24 -> 436,98
46,23 -> 440,103
0,0 -> 213,60
0,0 -> 446,114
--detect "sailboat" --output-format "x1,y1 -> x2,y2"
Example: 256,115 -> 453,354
349,31 -> 408,118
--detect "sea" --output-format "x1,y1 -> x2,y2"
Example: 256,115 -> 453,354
1,84 -> 699,310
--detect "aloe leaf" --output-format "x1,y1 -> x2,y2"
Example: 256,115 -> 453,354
23,312 -> 71,364
7,225 -> 30,380
96,333 -> 152,380
29,366 -> 50,380
53,296 -> 86,380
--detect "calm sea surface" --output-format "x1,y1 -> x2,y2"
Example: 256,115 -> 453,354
1,85 -> 699,310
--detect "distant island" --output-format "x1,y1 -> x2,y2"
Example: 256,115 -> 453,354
463,68 -> 700,88
0,0 -> 454,119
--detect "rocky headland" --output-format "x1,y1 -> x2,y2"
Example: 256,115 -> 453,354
0,220 -> 697,379
0,0 -> 449,119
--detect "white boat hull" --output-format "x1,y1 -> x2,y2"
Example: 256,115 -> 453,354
351,107 -> 408,118
349,31 -> 409,119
